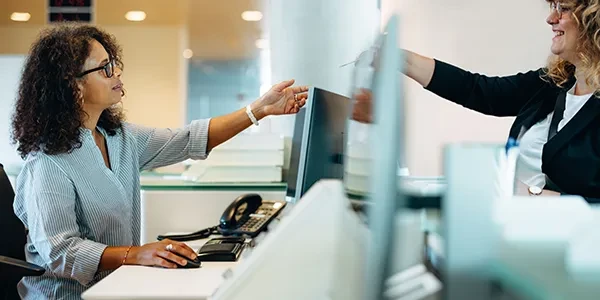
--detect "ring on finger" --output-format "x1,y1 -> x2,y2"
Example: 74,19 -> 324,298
166,244 -> 173,251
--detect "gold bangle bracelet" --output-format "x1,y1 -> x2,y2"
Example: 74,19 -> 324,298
122,246 -> 133,266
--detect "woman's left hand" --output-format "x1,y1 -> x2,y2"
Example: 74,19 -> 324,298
254,79 -> 309,116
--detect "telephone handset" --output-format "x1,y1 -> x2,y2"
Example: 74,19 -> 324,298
157,194 -> 286,241
218,193 -> 286,237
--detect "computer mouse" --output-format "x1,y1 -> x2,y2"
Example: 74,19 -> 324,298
176,256 -> 201,269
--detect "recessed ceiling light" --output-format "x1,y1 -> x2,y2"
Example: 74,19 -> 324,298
11,12 -> 31,22
241,11 -> 263,21
183,49 -> 193,59
255,39 -> 269,49
125,11 -> 146,22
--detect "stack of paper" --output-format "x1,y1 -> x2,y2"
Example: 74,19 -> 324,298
183,133 -> 284,183
343,129 -> 409,195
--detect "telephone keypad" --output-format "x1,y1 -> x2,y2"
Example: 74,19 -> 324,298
239,217 -> 267,233
228,200 -> 286,237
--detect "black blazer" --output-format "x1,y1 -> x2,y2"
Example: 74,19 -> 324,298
425,59 -> 600,203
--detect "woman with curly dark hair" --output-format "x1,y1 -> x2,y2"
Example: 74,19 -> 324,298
11,23 -> 307,299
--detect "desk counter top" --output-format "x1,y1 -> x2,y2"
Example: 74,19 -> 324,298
140,172 -> 287,191
5,169 -> 287,191
82,236 -> 239,300
140,177 -> 287,191
490,239 -> 600,300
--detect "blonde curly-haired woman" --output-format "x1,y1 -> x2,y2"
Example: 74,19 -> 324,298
397,1 -> 600,200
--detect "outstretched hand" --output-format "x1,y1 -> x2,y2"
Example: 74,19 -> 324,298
257,79 -> 309,116
352,88 -> 373,124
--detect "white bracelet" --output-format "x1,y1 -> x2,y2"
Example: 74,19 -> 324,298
245,105 -> 259,126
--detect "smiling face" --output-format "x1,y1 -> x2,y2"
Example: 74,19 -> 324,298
543,1 -> 600,95
78,39 -> 124,110
547,1 -> 581,64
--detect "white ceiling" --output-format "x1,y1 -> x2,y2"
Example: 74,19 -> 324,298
0,0 -> 266,59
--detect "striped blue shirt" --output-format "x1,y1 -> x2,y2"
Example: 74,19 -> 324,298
13,120 -> 210,299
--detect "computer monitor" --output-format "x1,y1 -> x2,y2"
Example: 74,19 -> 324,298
285,87 -> 351,202
348,15 -> 404,300
342,18 -> 443,300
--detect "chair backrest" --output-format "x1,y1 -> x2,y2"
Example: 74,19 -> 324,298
0,163 -> 26,260
0,163 -> 29,299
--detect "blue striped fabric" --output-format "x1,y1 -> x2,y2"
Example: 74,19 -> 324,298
12,120 -> 210,299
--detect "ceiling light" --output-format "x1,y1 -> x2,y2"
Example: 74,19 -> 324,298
11,12 -> 31,22
125,11 -> 146,22
255,39 -> 269,49
241,11 -> 263,21
183,49 -> 193,59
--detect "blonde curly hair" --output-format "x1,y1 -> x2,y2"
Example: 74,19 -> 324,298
544,0 -> 600,92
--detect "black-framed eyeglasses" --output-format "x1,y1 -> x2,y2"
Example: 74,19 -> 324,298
78,59 -> 116,78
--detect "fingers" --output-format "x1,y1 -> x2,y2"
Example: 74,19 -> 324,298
352,111 -> 373,124
289,92 -> 308,110
351,88 -> 372,123
159,239 -> 197,262
273,79 -> 295,91
153,253 -> 179,268
157,250 -> 188,267
171,241 -> 197,261
355,88 -> 372,101
273,80 -> 309,94
287,98 -> 306,114
295,93 -> 309,101
297,98 -> 307,108
290,85 -> 309,94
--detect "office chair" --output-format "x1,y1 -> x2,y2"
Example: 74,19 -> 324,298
0,163 -> 44,300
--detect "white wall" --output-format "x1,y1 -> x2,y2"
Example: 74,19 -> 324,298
267,0 -> 380,137
381,0 -> 552,175
0,55 -> 25,170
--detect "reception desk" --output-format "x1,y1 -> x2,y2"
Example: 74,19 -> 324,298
81,175 -> 288,299
82,173 -> 289,300
82,179 -> 440,300
139,174 -> 287,244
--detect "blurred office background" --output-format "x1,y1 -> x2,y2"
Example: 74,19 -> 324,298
0,0 -> 551,177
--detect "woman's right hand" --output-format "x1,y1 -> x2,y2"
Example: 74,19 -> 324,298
349,49 -> 435,124
352,88 -> 373,124
126,239 -> 198,268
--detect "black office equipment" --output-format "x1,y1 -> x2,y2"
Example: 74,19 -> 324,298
217,194 -> 285,237
175,256 -> 201,269
197,237 -> 246,262
157,194 -> 286,241
286,87 -> 351,202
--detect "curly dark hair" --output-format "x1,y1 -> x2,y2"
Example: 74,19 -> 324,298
11,23 -> 125,158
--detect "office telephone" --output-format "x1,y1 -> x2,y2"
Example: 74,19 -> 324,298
157,194 -> 287,241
